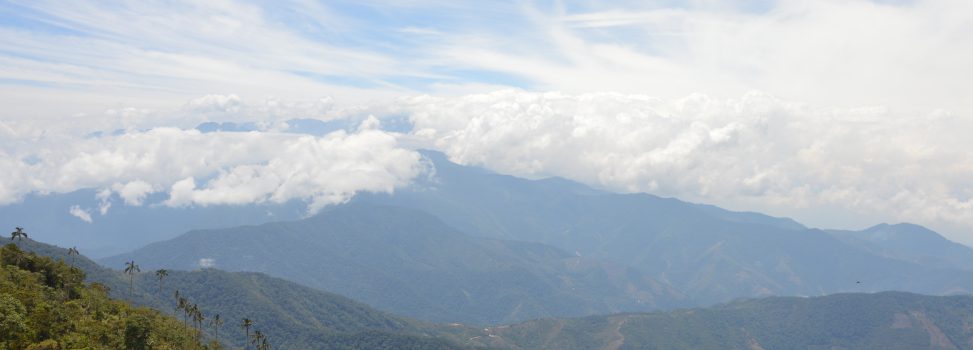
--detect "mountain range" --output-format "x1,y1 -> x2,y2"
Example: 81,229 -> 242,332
472,291 -> 973,350
13,238 -> 973,350
6,150 -> 973,329
354,151 -> 973,302
98,151 -> 973,325
101,204 -> 683,325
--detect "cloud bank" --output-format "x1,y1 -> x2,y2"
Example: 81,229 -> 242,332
2,90 -> 972,243
402,90 -> 973,237
2,122 -> 424,215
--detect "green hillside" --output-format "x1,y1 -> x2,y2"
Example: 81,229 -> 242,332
472,292 -> 973,350
0,243 -> 211,349
12,239 -> 477,350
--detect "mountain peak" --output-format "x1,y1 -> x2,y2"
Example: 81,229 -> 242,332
863,223 -> 944,240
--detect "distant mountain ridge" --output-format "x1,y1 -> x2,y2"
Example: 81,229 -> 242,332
0,189 -> 307,257
471,291 -> 973,350
96,150 -> 973,324
8,149 -> 973,325
352,151 -> 973,304
102,204 -> 685,325
828,223 -> 973,270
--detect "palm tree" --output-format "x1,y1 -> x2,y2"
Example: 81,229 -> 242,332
197,311 -> 206,339
258,336 -> 271,350
124,260 -> 140,295
67,247 -> 79,267
9,227 -> 27,240
178,297 -> 190,327
211,314 -> 223,344
191,304 -> 204,342
250,330 -> 264,349
241,318 -> 253,350
155,269 -> 168,295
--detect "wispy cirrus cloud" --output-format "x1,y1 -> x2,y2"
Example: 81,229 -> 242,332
4,0 -> 972,117
434,0 -> 973,113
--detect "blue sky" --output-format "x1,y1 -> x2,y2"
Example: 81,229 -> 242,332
4,0 -> 969,119
2,0 -> 973,244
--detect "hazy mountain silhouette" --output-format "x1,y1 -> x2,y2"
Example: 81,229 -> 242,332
348,151 -> 973,304
102,204 -> 684,325
470,291 -> 973,350
828,223 -> 973,270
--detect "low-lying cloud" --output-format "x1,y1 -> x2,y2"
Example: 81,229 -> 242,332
2,121 -> 424,216
402,90 -> 973,238
3,91 -> 973,243
198,258 -> 215,268
68,205 -> 93,223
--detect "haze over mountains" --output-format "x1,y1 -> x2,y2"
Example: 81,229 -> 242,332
477,292 -> 973,350
9,150 -> 973,347
80,150 -> 973,326
6,1 -> 973,349
0,118 -> 402,258
102,204 -> 683,325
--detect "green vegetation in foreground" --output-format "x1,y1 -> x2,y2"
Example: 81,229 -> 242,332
11,237 -> 482,350
0,243 -> 215,349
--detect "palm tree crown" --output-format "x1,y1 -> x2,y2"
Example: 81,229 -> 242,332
67,247 -> 79,267
124,260 -> 140,274
155,269 -> 168,294
9,227 -> 28,240
251,330 -> 265,349
212,314 -> 224,343
259,337 -> 271,350
241,318 -> 254,350
124,260 -> 140,295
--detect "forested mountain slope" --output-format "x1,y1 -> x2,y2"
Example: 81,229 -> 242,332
471,292 -> 973,350
12,239 -> 476,350
103,204 -> 683,325
0,244 -> 209,349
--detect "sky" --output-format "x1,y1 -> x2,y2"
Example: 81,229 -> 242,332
2,0 -> 973,243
